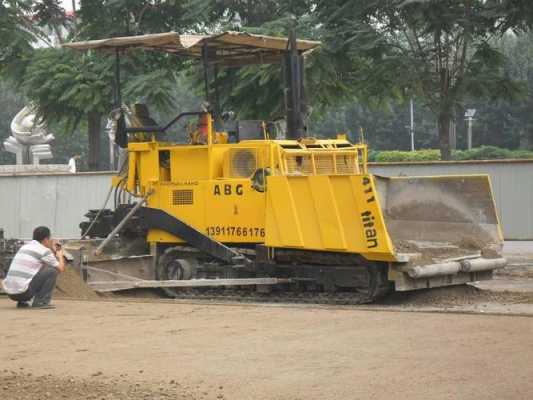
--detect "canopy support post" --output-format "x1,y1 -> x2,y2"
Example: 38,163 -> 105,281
114,49 -> 128,149
285,24 -> 305,139
213,64 -> 221,126
202,44 -> 210,104
114,49 -> 122,107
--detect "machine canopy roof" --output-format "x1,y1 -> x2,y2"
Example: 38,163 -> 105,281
63,31 -> 321,66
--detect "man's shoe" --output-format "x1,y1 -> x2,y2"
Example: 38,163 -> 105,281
16,301 -> 30,309
31,303 -> 55,309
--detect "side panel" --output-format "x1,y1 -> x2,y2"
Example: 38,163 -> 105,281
147,179 -> 265,244
203,179 -> 265,242
146,141 -> 272,245
170,147 -> 210,180
265,175 -> 396,262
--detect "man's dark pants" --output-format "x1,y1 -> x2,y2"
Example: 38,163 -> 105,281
8,266 -> 58,306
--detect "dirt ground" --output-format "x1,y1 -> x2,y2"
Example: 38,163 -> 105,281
1,298 -> 533,400
2,242 -> 533,399
0,371 -> 193,400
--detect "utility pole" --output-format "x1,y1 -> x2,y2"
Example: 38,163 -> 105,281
409,98 -> 415,151
465,109 -> 476,150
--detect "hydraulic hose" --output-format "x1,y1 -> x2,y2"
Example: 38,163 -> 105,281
81,184 -> 114,239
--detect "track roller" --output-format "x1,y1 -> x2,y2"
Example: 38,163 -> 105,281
156,246 -> 198,297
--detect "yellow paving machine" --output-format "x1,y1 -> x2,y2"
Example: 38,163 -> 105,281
64,31 -> 506,302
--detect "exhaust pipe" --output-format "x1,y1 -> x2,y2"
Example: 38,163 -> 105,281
406,257 -> 507,279
461,257 -> 507,273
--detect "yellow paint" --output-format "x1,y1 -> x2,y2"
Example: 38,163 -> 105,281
125,113 -> 501,263
265,175 -> 396,261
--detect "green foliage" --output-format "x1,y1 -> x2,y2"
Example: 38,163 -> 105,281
122,68 -> 179,113
373,149 -> 441,162
44,119 -> 91,166
32,0 -> 67,30
0,0 -> 38,81
369,146 -> 533,162
187,6 -> 344,120
23,48 -> 114,127
4,0 -> 533,169
309,100 -> 439,150
315,0 -> 529,159
453,145 -> 533,160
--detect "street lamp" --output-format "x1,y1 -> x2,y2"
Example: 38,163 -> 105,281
465,108 -> 476,150
404,98 -> 415,151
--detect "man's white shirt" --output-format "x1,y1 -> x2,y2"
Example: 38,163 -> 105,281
2,241 -> 59,295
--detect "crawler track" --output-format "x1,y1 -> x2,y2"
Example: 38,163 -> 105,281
156,260 -> 393,305
162,288 -> 389,305
161,265 -> 392,305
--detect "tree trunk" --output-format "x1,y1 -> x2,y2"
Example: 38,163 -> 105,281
437,63 -> 453,160
438,111 -> 452,160
527,67 -> 533,149
88,111 -> 102,171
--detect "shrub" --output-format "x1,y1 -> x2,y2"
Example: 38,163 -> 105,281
367,149 -> 378,162
369,146 -> 533,162
453,146 -> 513,160
374,149 -> 440,162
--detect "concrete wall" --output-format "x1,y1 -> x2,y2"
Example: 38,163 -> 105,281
1,159 -> 532,239
0,172 -> 114,239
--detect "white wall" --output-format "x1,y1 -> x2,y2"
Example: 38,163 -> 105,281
1,160 -> 532,239
0,172 -> 114,239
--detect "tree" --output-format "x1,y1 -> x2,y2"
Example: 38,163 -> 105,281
71,0 -> 211,168
309,100 -> 440,150
316,0 -> 525,159
507,31 -> 533,149
0,0 -> 40,81
4,0 -> 207,169
22,48 -> 114,169
189,8 -> 346,125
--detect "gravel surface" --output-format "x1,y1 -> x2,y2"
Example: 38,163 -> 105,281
47,260 -> 533,310
2,298 -> 533,400
378,284 -> 533,307
1,370 -> 197,400
2,242 -> 533,399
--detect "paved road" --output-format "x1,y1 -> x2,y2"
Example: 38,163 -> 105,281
504,241 -> 533,256
1,298 -> 533,400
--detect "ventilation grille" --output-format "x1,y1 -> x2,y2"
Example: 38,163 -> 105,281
230,149 -> 257,178
172,190 -> 193,205
284,153 -> 359,175
314,155 -> 335,175
335,154 -> 358,174
285,155 -> 313,175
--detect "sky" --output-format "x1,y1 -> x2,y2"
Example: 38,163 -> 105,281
60,0 -> 77,12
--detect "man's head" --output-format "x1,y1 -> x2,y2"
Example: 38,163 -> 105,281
33,226 -> 52,248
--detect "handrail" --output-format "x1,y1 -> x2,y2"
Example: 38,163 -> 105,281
125,111 -> 205,134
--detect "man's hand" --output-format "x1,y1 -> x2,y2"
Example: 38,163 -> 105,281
56,249 -> 66,273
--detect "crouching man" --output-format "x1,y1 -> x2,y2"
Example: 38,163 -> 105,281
2,226 -> 65,309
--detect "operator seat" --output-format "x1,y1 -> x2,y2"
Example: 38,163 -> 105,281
131,103 -> 158,127
237,120 -> 265,141
130,103 -> 162,141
